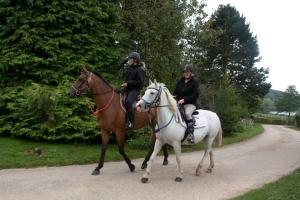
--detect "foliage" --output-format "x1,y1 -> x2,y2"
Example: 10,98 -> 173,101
275,85 -> 300,117
296,111 -> 300,127
187,4 -> 271,111
120,0 -> 198,89
214,77 -> 248,135
0,81 -> 100,142
265,88 -> 283,102
0,0 -> 125,86
259,98 -> 275,113
252,113 -> 295,125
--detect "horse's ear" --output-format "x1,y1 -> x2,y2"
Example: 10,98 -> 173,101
149,79 -> 153,85
153,79 -> 158,87
80,67 -> 89,74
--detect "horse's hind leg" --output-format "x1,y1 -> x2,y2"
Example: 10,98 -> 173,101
141,139 -> 163,183
195,137 -> 214,176
92,129 -> 109,175
116,130 -> 135,172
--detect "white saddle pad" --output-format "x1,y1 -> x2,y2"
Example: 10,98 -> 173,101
176,110 -> 207,129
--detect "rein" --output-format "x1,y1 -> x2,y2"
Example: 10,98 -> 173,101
142,85 -> 176,133
94,90 -> 115,113
72,71 -> 116,114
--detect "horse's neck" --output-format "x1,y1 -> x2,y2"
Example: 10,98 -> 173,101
90,75 -> 119,109
157,93 -> 174,124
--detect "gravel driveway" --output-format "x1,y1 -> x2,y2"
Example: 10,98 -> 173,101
1,125 -> 300,200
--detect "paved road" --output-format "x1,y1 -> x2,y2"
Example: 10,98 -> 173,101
1,125 -> 300,200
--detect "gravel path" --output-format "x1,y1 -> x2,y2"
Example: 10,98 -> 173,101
1,125 -> 300,200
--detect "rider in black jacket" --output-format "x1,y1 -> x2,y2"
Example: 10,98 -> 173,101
174,64 -> 199,143
121,52 -> 145,129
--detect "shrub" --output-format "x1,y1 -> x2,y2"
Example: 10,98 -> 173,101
296,111 -> 300,127
0,81 -> 100,143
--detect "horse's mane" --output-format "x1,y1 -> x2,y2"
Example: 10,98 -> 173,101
148,82 -> 178,113
90,69 -> 113,89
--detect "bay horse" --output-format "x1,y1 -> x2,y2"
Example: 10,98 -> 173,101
69,68 -> 168,175
137,80 -> 222,183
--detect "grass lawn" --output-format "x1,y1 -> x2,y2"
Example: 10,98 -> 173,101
0,124 -> 263,169
231,167 -> 300,200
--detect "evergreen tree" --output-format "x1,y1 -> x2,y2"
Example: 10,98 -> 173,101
187,4 -> 271,111
0,0 -> 125,86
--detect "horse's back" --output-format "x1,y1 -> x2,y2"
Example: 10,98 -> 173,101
196,109 -> 221,135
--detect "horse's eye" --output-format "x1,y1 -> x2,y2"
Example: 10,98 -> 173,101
150,91 -> 155,95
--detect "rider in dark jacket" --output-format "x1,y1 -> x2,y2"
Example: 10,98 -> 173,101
121,52 -> 145,129
174,64 -> 199,143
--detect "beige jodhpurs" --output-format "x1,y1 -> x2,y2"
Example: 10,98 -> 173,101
183,104 -> 196,120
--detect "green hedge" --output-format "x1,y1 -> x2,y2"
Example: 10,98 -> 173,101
253,113 -> 295,125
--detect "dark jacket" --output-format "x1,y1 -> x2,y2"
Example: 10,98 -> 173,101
125,64 -> 145,91
174,77 -> 199,106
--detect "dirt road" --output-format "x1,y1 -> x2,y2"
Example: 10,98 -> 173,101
1,125 -> 300,200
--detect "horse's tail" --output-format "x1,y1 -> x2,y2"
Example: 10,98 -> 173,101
214,127 -> 223,147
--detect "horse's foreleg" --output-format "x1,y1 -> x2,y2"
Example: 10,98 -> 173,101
92,130 -> 109,175
141,134 -> 168,169
141,133 -> 155,169
116,130 -> 135,172
173,142 -> 183,182
141,139 -> 163,183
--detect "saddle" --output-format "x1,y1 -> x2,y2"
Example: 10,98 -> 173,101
177,108 -> 207,129
120,93 -> 141,112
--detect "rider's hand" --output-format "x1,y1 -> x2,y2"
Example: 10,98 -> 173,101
178,99 -> 185,105
121,83 -> 128,87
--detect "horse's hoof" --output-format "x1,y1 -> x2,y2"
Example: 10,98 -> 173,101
195,172 -> 201,176
163,160 -> 168,166
206,168 -> 212,173
141,177 -> 149,183
141,163 -> 147,170
91,169 -> 100,175
129,164 -> 135,172
175,177 -> 183,182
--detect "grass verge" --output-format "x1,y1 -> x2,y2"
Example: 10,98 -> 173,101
0,124 -> 263,169
231,167 -> 300,200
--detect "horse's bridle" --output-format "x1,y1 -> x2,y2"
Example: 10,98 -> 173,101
71,72 -> 113,97
140,86 -> 164,108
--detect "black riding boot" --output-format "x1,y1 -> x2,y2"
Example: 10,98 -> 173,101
126,105 -> 135,129
186,119 -> 195,143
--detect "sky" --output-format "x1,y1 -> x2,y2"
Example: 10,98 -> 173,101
204,0 -> 300,92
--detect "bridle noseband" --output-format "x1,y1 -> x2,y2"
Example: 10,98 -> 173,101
72,72 -> 113,96
140,86 -> 163,108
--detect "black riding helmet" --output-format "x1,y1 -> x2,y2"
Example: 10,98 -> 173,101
128,52 -> 140,62
182,64 -> 193,72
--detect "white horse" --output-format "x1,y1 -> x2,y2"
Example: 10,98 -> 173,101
137,80 -> 222,183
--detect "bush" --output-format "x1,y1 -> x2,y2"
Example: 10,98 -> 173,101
0,81 -> 100,143
296,111 -> 300,127
252,113 -> 295,125
214,79 -> 248,136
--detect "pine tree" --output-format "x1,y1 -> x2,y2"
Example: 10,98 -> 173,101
187,4 -> 271,111
0,0 -> 125,86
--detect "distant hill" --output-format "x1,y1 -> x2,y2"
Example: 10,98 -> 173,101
265,89 -> 283,102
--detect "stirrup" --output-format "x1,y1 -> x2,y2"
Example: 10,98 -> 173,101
126,121 -> 133,129
187,134 -> 194,143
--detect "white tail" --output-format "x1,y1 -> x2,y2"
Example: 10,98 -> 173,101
214,128 -> 223,147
